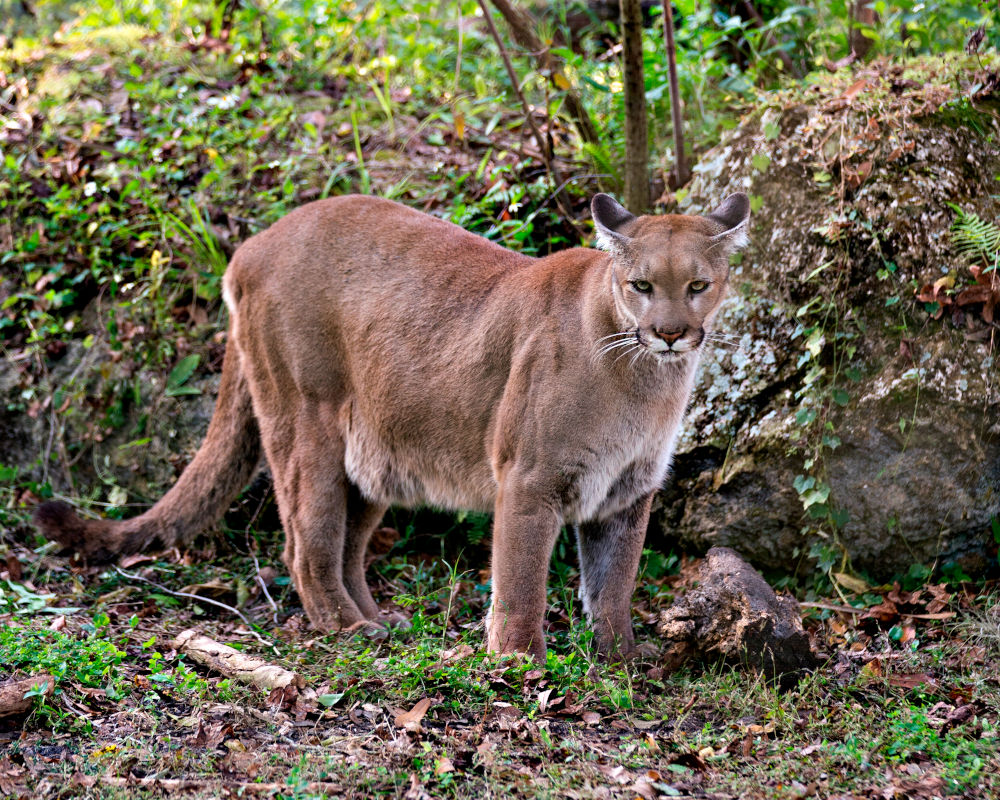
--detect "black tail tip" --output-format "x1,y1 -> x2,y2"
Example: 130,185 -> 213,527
34,500 -> 91,553
34,499 -> 74,527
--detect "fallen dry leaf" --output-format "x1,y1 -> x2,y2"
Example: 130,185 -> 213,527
188,720 -> 233,749
862,658 -> 884,678
888,672 -> 936,691
434,756 -> 454,776
939,702 -> 979,735
439,644 -> 474,664
394,698 -> 432,731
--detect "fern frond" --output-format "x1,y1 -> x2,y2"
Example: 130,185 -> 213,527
949,205 -> 1000,266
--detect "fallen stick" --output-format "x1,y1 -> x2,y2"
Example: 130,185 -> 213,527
76,775 -> 345,794
0,674 -> 54,718
173,629 -> 304,691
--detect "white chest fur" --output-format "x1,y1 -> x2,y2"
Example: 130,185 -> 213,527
565,422 -> 680,524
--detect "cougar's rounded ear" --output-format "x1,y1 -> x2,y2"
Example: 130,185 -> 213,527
591,193 -> 636,253
706,193 -> 751,252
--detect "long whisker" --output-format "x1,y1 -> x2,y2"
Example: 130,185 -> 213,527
593,345 -> 632,365
597,336 -> 635,353
594,334 -> 635,349
614,343 -> 643,365
595,330 -> 634,344
704,334 -> 746,353
614,342 -> 646,369
612,344 -> 635,365
592,330 -> 639,363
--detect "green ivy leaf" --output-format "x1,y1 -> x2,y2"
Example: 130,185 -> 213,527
831,508 -> 850,529
801,483 -> 831,508
793,474 -> 816,495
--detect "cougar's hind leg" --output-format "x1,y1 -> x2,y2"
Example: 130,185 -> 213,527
263,415 -> 368,633
342,481 -> 387,620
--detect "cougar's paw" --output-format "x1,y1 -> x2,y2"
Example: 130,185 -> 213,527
595,635 -> 658,663
339,612 -> 409,641
341,618 -> 391,641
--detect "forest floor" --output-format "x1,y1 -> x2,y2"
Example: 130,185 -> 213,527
1,534 -> 999,800
2,8 -> 999,800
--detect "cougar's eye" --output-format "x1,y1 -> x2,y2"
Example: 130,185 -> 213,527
631,280 -> 653,294
689,280 -> 709,294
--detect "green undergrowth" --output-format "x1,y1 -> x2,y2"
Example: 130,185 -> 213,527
3,562 -> 998,798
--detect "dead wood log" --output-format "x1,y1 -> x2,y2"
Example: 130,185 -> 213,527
657,547 -> 818,681
173,629 -> 305,691
0,674 -> 54,718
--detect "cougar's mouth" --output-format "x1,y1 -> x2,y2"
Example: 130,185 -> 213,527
638,328 -> 705,357
593,327 -> 703,367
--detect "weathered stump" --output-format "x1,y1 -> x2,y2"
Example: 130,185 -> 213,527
657,547 -> 818,682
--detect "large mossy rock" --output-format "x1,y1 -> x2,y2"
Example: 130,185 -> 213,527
656,58 -> 1000,579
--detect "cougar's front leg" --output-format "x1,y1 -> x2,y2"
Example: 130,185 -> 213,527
576,493 -> 653,658
487,478 -> 562,661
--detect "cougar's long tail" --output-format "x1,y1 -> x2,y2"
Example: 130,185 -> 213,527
34,339 -> 261,561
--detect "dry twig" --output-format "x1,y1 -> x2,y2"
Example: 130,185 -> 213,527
114,566 -> 276,651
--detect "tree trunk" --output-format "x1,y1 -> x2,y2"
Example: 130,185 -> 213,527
620,0 -> 648,213
849,1 -> 877,59
662,1 -> 690,189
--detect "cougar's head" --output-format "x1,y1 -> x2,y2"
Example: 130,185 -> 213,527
591,192 -> 750,361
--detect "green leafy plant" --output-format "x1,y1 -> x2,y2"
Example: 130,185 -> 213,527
165,353 -> 203,397
949,203 -> 1000,271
